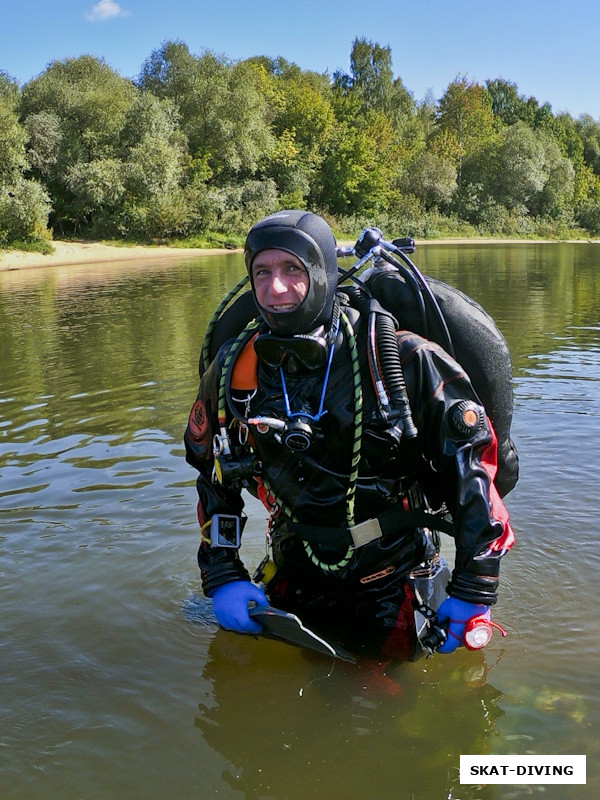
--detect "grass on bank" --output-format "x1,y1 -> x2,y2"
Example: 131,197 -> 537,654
96,223 -> 600,250
1,218 -> 597,258
2,237 -> 55,255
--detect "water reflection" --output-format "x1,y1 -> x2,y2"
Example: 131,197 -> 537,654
415,242 -> 600,370
1,243 -> 599,800
196,630 -> 504,800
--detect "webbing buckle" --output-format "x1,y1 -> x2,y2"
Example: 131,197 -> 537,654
349,517 -> 383,548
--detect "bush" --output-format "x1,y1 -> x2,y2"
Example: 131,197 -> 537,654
576,200 -> 600,235
3,237 -> 54,254
204,179 -> 279,235
326,201 -> 476,242
0,178 -> 52,245
111,187 -> 202,241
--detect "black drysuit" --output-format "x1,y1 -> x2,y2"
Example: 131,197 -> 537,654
184,300 -> 514,658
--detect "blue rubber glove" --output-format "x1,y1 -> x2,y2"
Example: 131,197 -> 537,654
212,581 -> 269,633
436,596 -> 491,654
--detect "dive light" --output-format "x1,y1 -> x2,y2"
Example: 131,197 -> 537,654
462,615 -> 508,650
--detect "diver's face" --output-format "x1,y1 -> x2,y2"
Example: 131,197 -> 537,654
251,249 -> 309,315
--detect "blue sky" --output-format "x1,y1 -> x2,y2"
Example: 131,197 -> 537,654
2,0 -> 599,119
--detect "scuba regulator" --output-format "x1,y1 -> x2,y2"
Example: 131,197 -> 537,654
248,415 -> 316,452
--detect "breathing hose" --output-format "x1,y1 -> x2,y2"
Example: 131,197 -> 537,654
342,285 -> 417,440
372,308 -> 418,439
378,249 -> 456,359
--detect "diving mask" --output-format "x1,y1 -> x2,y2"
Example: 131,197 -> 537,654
254,331 -> 328,371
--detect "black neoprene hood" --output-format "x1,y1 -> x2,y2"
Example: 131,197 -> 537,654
244,210 -> 339,335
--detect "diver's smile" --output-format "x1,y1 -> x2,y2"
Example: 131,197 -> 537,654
268,301 -> 300,312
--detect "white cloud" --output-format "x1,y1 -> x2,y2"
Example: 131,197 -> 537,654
85,1 -> 130,22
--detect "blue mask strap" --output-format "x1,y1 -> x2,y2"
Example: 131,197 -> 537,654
280,314 -> 339,423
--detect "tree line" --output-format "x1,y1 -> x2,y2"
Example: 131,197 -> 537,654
2,37 -> 600,249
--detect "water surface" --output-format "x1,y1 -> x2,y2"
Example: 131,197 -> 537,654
1,243 -> 599,799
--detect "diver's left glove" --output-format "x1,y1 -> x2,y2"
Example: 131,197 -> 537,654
435,596 -> 490,653
212,580 -> 269,634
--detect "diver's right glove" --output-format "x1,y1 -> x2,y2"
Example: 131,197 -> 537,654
211,580 -> 268,633
435,596 -> 491,653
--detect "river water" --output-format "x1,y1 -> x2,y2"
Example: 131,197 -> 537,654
1,242 -> 598,800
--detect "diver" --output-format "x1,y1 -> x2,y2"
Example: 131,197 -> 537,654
184,210 -> 515,660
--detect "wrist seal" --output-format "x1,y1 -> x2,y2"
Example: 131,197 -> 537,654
447,572 -> 498,605
200,561 -> 251,597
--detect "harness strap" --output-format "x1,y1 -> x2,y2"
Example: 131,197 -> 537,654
287,505 -> 454,549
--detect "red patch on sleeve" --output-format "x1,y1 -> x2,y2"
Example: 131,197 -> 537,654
188,400 -> 209,442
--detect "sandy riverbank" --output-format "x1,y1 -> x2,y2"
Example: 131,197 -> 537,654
1,237 -> 597,272
0,240 -> 233,272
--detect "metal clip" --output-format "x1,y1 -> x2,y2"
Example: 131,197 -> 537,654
238,422 -> 249,445
244,389 -> 257,419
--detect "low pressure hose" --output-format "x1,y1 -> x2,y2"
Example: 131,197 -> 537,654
201,274 -> 250,374
374,311 -> 418,439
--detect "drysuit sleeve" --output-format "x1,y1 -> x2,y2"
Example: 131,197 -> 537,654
399,332 -> 515,606
184,355 -> 251,596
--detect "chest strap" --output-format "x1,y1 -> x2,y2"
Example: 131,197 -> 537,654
286,505 -> 454,549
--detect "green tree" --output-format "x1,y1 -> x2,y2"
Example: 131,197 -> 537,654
485,78 -> 526,126
572,117 -> 600,232
64,91 -> 192,238
0,176 -> 52,245
117,92 -> 192,238
21,56 -> 136,232
545,113 -> 584,167
433,77 -> 496,185
318,39 -> 424,218
498,123 -> 574,217
119,92 -> 185,198
20,55 -> 199,238
0,72 -> 50,245
334,38 -> 422,160
576,114 -> 600,176
348,38 -> 394,108
401,152 -> 457,210
339,38 -> 415,121
139,42 -> 274,183
0,86 -> 27,183
314,105 -> 399,216
23,111 -> 62,177
459,122 -> 575,224
0,70 -> 20,105
416,91 -> 437,141
258,63 -> 335,206
21,56 -> 136,162
496,123 -> 546,208
575,192 -> 600,234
